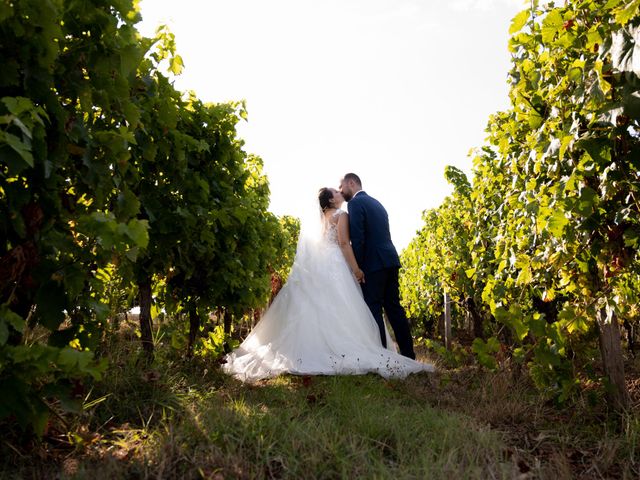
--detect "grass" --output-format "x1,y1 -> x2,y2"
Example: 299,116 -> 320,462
155,375 -> 513,479
1,321 -> 639,479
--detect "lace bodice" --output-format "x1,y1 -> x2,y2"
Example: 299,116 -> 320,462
323,209 -> 344,245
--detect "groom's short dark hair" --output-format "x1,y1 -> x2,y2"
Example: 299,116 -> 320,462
344,173 -> 361,186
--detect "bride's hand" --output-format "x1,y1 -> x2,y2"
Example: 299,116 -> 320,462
354,269 -> 365,283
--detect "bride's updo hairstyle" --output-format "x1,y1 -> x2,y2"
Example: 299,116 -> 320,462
318,187 -> 333,212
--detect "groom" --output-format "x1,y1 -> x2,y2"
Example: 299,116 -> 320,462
339,173 -> 416,359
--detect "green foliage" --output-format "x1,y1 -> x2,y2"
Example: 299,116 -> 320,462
196,324 -> 240,358
401,166 -> 488,339
0,0 -> 291,434
273,215 -> 301,283
0,344 -> 106,436
401,0 -> 640,404
0,0 -> 150,434
421,338 -> 472,368
471,338 -> 500,370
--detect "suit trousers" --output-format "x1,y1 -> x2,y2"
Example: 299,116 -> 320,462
361,267 -> 416,359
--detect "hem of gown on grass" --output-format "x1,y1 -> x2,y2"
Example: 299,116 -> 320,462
223,342 -> 435,383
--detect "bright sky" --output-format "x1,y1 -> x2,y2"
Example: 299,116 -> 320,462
138,0 -> 526,250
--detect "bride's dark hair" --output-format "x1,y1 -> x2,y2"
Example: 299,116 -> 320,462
318,187 -> 334,212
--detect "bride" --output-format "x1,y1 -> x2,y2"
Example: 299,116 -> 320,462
222,187 -> 434,382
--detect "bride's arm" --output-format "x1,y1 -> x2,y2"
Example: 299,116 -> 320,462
337,212 -> 365,283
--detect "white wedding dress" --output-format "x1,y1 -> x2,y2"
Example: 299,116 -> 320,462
222,209 -> 434,382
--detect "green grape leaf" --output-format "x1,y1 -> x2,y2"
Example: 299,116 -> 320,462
126,219 -> 149,248
541,10 -> 564,43
510,10 -> 530,34
1,131 -> 33,167
546,209 -> 569,237
116,188 -> 141,220
1,305 -> 25,333
614,0 -> 640,25
169,54 -> 184,75
611,24 -> 640,75
567,315 -> 590,334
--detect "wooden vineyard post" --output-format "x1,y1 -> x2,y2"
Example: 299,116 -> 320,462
597,307 -> 629,411
444,291 -> 452,350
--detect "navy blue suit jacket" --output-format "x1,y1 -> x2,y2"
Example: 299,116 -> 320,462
347,191 -> 400,274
